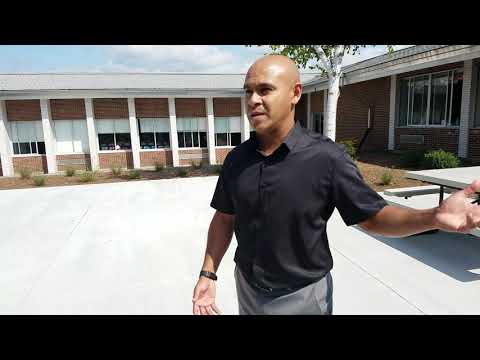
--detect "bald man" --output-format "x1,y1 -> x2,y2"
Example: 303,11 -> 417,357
192,55 -> 480,315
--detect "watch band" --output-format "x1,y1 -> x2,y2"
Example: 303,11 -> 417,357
199,270 -> 217,281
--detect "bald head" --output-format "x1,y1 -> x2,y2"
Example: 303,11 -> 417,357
246,54 -> 300,86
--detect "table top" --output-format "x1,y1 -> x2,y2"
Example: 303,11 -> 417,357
404,166 -> 480,189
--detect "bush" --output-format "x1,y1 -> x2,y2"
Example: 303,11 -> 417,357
19,168 -> 32,179
422,150 -> 460,169
192,161 -> 203,169
177,168 -> 188,177
110,164 -> 122,177
128,169 -> 141,180
154,162 -> 164,172
337,140 -> 357,160
380,171 -> 393,186
32,175 -> 45,186
401,150 -> 426,168
65,168 -> 76,177
211,165 -> 222,175
79,171 -> 97,183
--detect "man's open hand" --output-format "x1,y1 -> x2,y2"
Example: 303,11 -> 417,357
192,277 -> 222,315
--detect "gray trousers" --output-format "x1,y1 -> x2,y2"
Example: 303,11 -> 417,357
234,265 -> 333,315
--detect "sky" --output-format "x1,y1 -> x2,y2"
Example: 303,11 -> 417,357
0,45 -> 414,74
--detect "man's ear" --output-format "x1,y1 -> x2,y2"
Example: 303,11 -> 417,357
292,82 -> 302,105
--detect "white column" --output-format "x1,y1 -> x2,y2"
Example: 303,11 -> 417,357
206,97 -> 216,165
127,98 -> 141,169
168,97 -> 179,167
0,101 -> 14,176
240,96 -> 250,142
85,98 -> 99,171
459,60 -> 473,158
307,92 -> 312,129
323,90 -> 328,135
388,75 -> 397,151
40,99 -> 57,174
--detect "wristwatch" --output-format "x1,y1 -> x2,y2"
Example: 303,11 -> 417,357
199,270 -> 217,281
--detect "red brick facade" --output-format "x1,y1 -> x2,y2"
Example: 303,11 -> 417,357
56,154 -> 91,172
468,129 -> 480,162
215,148 -> 233,164
336,77 -> 390,151
135,98 -> 169,118
139,150 -> 173,167
93,98 -> 129,119
5,100 -> 42,121
294,95 -> 308,127
50,99 -> 86,120
13,156 -> 48,174
99,152 -> 134,169
178,148 -> 209,166
311,91 -> 324,114
213,98 -> 241,116
175,98 -> 206,117
395,127 -> 459,153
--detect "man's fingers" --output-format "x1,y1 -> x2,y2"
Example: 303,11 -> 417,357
211,303 -> 222,315
200,306 -> 208,315
464,179 -> 480,197
205,305 -> 217,315
193,303 -> 201,315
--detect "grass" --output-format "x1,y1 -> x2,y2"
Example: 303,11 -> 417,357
65,168 -> 76,177
110,164 -> 123,177
32,175 -> 45,186
128,169 -> 141,180
19,168 -> 32,179
79,171 -> 97,183
379,171 -> 394,186
154,162 -> 164,172
177,168 -> 188,177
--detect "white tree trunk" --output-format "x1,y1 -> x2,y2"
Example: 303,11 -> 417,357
325,74 -> 341,141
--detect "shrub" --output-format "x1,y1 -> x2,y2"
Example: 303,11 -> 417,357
19,168 -> 32,179
337,139 -> 357,160
211,165 -> 222,175
79,171 -> 96,183
401,150 -> 426,168
128,169 -> 141,180
380,171 -> 393,186
110,164 -> 122,177
154,162 -> 164,172
192,161 -> 203,169
177,168 -> 188,177
65,168 -> 76,177
32,175 -> 45,186
422,150 -> 460,169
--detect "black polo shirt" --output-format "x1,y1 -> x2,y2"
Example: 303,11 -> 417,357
210,121 -> 387,290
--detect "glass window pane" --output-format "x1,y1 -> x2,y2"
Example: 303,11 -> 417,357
96,119 -> 114,134
31,142 -> 37,154
229,117 -> 241,132
231,132 -> 241,146
193,132 -> 199,147
398,79 -> 409,126
20,142 -> 31,154
156,132 -> 170,148
37,142 -> 46,154
114,119 -> 130,133
140,132 -> 155,149
177,132 -> 185,148
99,134 -> 115,150
200,132 -> 207,148
411,76 -> 428,125
215,117 -> 229,133
184,131 -> 193,147
197,117 -> 207,132
139,118 -> 155,133
55,120 -> 74,153
73,120 -> 89,153
17,121 -> 36,142
13,143 -> 19,155
155,118 -> 170,132
115,133 -> 131,150
450,70 -> 463,126
430,73 -> 448,125
216,133 -> 228,146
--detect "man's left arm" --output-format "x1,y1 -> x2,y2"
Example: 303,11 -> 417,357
358,179 -> 480,237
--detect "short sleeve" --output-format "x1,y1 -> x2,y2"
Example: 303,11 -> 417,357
331,147 -> 387,226
210,156 -> 235,215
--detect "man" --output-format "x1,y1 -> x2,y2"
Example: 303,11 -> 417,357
192,55 -> 480,315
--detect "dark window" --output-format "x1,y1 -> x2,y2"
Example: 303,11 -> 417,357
13,143 -> 19,155
177,132 -> 185,148
216,133 -> 228,146
98,134 -> 115,150
450,70 -> 463,126
30,142 -> 37,154
37,142 -> 46,154
184,132 -> 193,147
250,131 -> 255,139
140,132 -> 155,149
20,142 -> 31,154
156,132 -> 170,148
398,79 -> 409,126
200,132 -> 207,148
193,132 -> 199,148
116,133 -> 131,150
231,132 -> 241,146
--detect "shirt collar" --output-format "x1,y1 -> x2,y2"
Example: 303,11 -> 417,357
250,121 -> 304,154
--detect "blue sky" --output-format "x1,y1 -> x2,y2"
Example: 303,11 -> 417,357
0,45 -> 413,73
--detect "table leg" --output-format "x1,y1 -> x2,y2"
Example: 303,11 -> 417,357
439,185 -> 444,206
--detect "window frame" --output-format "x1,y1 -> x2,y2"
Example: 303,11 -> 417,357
214,116 -> 242,147
96,118 -> 132,152
53,119 -> 89,155
176,117 -> 208,149
10,120 -> 46,156
137,117 -> 171,151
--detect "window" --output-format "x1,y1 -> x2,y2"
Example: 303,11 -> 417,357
176,117 -> 207,148
398,69 -> 463,127
249,121 -> 256,139
10,121 -> 45,155
138,118 -> 170,149
214,117 -> 241,147
96,119 -> 131,150
54,120 -> 89,153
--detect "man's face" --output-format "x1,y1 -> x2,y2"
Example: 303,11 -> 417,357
243,62 -> 300,134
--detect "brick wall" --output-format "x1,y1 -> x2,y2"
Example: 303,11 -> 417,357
311,91 -> 324,113
50,99 -> 86,120
5,100 -> 42,121
468,129 -> 480,162
175,98 -> 206,117
13,156 -> 47,174
336,77 -> 390,151
135,98 -> 169,117
213,98 -> 241,116
99,152 -> 134,169
395,128 -> 459,153
178,148 -> 209,166
56,154 -> 91,172
93,98 -> 129,119
215,148 -> 233,164
294,95 -> 308,127
0,160 -> 2,176
140,150 -> 173,167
